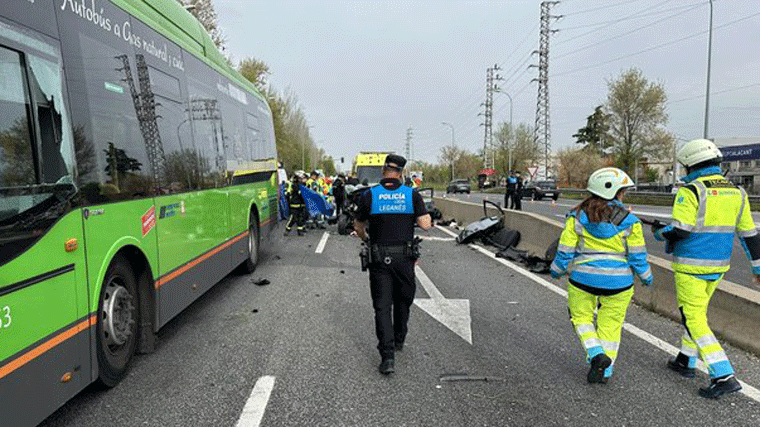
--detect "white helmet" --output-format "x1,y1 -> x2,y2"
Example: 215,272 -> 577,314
587,167 -> 634,200
677,138 -> 722,168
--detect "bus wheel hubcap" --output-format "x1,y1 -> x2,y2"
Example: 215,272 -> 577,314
103,282 -> 135,347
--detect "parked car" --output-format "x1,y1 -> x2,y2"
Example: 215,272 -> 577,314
446,179 -> 471,194
522,180 -> 559,201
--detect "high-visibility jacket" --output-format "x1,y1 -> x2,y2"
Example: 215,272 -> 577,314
658,167 -> 760,275
551,201 -> 653,290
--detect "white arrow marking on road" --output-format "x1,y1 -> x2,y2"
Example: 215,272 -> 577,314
414,266 -> 472,344
315,231 -> 329,253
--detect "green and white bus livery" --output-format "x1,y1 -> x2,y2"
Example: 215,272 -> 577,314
0,1 -> 278,425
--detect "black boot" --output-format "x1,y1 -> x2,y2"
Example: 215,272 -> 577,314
587,353 -> 612,384
667,353 -> 696,378
378,358 -> 395,375
699,375 -> 742,399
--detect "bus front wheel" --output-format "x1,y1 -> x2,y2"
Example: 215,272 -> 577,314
240,216 -> 260,273
96,255 -> 139,388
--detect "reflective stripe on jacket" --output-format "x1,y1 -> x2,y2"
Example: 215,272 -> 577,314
667,172 -> 760,275
551,202 -> 652,290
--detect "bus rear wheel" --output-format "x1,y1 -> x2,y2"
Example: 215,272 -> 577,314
96,256 -> 138,388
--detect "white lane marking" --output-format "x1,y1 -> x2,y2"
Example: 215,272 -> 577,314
419,236 -> 456,242
414,266 -> 472,344
315,232 -> 329,253
435,225 -> 760,403
236,375 -> 276,427
622,323 -> 760,402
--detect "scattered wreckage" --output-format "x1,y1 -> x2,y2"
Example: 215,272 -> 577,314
454,200 -> 558,274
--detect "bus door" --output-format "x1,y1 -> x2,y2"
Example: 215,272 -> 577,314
0,17 -> 89,427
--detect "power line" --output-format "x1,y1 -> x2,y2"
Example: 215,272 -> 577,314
668,83 -> 760,105
555,0 -> 673,47
560,2 -> 704,31
551,11 -> 760,78
562,0 -> 643,17
554,2 -> 704,61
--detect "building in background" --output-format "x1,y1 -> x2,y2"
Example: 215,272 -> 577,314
716,138 -> 760,194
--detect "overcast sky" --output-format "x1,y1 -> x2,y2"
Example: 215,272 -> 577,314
216,0 -> 760,170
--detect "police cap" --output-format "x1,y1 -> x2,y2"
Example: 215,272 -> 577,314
384,154 -> 406,170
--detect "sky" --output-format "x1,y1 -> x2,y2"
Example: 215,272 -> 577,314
215,0 -> 760,171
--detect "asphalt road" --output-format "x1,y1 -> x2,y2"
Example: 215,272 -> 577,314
443,191 -> 760,288
39,224 -> 760,426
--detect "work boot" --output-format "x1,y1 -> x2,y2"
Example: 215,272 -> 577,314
297,230 -> 306,236
395,341 -> 404,352
283,229 -> 290,236
378,358 -> 395,375
587,354 -> 612,384
699,375 -> 742,399
667,354 -> 696,378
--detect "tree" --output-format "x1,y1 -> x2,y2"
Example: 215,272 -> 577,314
573,105 -> 612,154
493,122 -> 538,177
238,57 -> 270,92
606,68 -> 668,176
177,0 -> 226,50
557,147 -> 606,188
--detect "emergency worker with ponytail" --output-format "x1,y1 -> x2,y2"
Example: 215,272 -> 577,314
551,168 -> 653,384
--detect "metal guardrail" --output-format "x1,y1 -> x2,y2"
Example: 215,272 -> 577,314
558,188 -> 760,205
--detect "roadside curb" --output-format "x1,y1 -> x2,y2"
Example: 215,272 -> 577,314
434,196 -> 760,357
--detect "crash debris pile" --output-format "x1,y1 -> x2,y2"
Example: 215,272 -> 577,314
454,200 -> 558,274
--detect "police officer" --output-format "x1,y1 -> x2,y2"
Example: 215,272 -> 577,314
653,139 -> 760,398
284,171 -> 307,236
512,171 -> 523,210
354,154 -> 432,375
505,171 -> 517,208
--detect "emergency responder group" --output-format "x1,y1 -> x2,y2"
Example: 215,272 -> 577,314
551,138 -> 760,399
283,170 -> 352,236
285,140 -> 758,400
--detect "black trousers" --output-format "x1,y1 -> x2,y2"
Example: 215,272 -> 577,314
368,257 -> 416,358
511,192 -> 522,210
285,206 -> 306,231
334,194 -> 345,216
505,190 -> 515,209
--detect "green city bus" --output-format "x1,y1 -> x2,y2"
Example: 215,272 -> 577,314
0,1 -> 278,425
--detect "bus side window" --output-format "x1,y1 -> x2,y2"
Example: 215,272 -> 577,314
0,46 -> 36,188
26,55 -> 74,185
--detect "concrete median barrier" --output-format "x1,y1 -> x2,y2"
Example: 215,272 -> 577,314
434,196 -> 760,356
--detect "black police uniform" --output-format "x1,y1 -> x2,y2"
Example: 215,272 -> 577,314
512,174 -> 523,210
356,174 -> 427,364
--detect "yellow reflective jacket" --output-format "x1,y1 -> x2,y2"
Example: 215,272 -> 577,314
551,201 -> 653,290
659,168 -> 760,275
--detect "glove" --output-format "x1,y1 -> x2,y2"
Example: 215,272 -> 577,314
651,220 -> 666,235
652,221 -> 672,242
641,276 -> 653,287
551,271 -> 562,280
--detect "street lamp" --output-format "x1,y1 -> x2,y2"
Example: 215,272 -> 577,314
304,125 -> 314,170
703,0 -> 713,139
501,92 -> 513,171
442,122 -> 455,180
